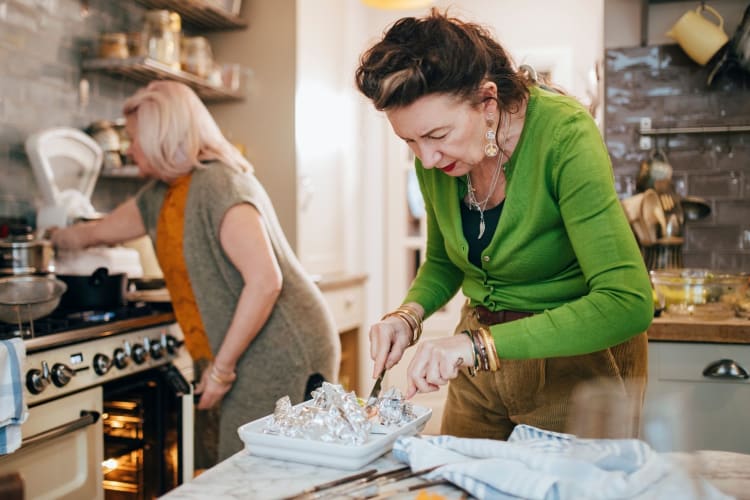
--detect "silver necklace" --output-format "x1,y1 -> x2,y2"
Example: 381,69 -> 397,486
466,113 -> 511,239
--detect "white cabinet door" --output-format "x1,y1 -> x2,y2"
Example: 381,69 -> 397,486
645,341 -> 750,453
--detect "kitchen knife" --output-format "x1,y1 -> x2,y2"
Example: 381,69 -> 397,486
365,368 -> 386,407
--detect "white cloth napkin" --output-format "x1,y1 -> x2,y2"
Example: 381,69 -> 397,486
0,338 -> 28,455
393,424 -> 731,500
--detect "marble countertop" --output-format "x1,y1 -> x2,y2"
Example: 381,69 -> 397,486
160,451 -> 462,500
161,448 -> 750,500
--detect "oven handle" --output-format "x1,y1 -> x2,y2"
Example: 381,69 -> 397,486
19,410 -> 101,450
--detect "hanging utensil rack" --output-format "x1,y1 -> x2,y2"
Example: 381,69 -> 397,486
638,117 -> 750,149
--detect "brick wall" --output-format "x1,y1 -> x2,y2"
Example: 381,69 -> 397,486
0,0 -> 145,226
605,44 -> 750,273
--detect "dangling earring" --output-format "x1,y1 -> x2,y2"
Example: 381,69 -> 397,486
484,114 -> 499,158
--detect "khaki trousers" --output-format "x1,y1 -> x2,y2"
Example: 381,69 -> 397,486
440,302 -> 648,439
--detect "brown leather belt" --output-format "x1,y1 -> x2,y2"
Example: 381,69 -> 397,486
475,305 -> 533,325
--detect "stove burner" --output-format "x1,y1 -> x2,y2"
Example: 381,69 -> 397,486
0,301 -> 173,340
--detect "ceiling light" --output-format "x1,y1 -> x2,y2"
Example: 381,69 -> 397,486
361,0 -> 433,10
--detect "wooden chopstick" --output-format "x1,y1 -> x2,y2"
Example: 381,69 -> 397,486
280,468 -> 377,500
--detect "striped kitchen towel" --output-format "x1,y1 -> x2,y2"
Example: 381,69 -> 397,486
393,424 -> 730,500
0,338 -> 28,455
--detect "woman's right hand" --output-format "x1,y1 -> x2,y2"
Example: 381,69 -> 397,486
368,315 -> 413,378
48,225 -> 88,250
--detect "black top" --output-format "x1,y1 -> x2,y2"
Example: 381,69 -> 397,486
460,200 -> 505,267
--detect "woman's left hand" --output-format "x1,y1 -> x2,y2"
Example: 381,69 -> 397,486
405,334 -> 475,398
194,368 -> 233,409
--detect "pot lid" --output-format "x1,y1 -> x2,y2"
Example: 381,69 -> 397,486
24,127 -> 103,207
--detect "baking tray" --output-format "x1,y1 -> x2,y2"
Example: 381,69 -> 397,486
237,403 -> 432,470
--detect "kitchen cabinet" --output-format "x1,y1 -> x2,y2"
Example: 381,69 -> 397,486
645,318 -> 750,454
317,274 -> 368,395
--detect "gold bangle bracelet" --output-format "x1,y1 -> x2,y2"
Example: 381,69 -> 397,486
460,330 -> 478,377
209,365 -> 236,385
396,305 -> 423,344
381,311 -> 417,345
477,327 -> 499,372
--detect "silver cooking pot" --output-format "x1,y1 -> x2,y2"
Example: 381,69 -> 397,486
0,234 -> 55,276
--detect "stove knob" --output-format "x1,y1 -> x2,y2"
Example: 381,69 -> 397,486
150,339 -> 164,359
165,335 -> 184,355
113,347 -> 129,369
26,361 -> 51,394
51,363 -> 74,387
132,343 -> 147,364
93,353 -> 112,375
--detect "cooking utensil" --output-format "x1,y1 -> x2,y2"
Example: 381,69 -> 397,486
0,275 -> 67,324
58,266 -> 127,310
0,235 -> 55,276
364,368 -> 386,413
666,4 -> 729,66
681,196 -> 711,221
707,3 -> 750,85
280,468 -> 378,500
640,189 -> 666,244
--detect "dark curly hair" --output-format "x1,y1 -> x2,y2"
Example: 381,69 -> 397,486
355,8 -> 529,112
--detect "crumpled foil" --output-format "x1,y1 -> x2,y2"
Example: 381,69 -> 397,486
262,383 -> 419,445
263,382 -> 371,445
370,386 -> 417,427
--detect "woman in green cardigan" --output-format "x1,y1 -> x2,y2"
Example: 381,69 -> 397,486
356,10 -> 653,439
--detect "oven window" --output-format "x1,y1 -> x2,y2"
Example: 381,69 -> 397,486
102,367 -> 184,499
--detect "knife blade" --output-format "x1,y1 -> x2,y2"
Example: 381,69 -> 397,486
365,368 -> 386,407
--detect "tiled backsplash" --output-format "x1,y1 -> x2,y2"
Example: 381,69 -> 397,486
605,44 -> 750,273
0,0 -> 145,225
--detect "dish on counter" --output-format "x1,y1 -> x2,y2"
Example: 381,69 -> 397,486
237,402 -> 431,470
650,268 -> 749,320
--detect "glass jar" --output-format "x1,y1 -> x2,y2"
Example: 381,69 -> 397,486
142,9 -> 181,70
87,120 -> 122,170
112,118 -> 130,163
181,36 -> 213,78
98,33 -> 129,59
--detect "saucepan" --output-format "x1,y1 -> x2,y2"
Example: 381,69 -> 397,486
57,266 -> 128,310
0,225 -> 55,276
680,196 -> 711,221
0,275 -> 67,324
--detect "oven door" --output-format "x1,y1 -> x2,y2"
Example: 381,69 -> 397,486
0,387 -> 104,500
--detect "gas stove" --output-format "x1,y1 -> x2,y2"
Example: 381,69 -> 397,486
4,301 -> 192,407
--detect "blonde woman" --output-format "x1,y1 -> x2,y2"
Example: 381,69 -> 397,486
51,81 -> 341,464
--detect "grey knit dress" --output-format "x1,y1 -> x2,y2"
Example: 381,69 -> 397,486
135,162 -> 341,461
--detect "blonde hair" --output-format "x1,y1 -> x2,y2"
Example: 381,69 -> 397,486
123,81 -> 251,181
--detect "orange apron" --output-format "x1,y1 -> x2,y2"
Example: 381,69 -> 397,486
155,174 -> 213,362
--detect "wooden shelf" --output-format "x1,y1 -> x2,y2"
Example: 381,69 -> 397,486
82,57 -> 244,102
134,0 -> 246,30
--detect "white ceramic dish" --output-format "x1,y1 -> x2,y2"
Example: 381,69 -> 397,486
237,403 -> 432,470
